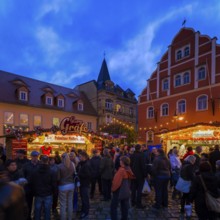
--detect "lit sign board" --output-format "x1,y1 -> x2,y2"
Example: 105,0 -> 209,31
192,130 -> 214,138
60,116 -> 88,135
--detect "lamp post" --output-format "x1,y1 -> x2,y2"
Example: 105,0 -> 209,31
173,111 -> 184,128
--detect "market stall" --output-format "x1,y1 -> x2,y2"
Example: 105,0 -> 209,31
157,122 -> 220,157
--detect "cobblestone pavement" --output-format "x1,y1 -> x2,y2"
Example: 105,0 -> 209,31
52,188 -> 199,220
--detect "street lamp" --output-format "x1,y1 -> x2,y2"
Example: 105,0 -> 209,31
173,111 -> 184,128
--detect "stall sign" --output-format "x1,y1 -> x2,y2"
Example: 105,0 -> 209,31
12,139 -> 27,159
44,134 -> 86,143
192,130 -> 214,138
60,116 -> 88,135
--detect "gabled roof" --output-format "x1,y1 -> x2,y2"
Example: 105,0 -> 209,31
97,58 -> 111,85
125,88 -> 135,95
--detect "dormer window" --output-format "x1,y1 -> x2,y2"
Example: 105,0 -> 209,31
57,99 -> 64,108
19,91 -> 28,101
78,102 -> 84,111
46,96 -> 53,105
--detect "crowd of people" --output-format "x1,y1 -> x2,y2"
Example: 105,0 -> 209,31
0,143 -> 220,220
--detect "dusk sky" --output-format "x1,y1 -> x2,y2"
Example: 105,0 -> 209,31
0,0 -> 220,96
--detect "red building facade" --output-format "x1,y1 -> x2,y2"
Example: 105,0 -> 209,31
138,27 -> 220,145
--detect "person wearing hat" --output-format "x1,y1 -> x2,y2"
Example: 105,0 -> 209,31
23,151 -> 40,220
15,149 -> 29,171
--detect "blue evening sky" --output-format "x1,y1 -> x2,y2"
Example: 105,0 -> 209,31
0,0 -> 220,96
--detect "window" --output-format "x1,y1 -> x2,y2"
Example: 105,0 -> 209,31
34,115 -> 42,127
78,102 -> 84,111
162,79 -> 169,90
197,95 -> 208,110
183,72 -> 190,84
106,115 -> 112,124
46,96 -> 53,105
177,100 -> 186,114
4,112 -> 14,124
57,99 -> 64,108
53,117 -> 60,126
105,99 -> 113,110
198,67 -> 206,80
184,47 -> 190,56
116,104 -> 122,113
87,122 -> 92,130
177,50 -> 182,60
20,114 -> 28,126
129,107 -> 134,116
161,103 -> 169,116
19,91 -> 28,101
146,131 -> 154,143
175,75 -> 181,87
147,107 -> 154,119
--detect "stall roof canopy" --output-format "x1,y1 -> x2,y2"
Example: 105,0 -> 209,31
156,122 -> 220,140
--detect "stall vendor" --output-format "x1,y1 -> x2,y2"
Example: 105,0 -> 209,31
40,144 -> 52,156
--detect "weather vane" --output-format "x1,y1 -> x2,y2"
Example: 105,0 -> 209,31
182,18 -> 186,27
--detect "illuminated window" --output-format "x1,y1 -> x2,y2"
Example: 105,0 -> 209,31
53,117 -> 60,126
4,112 -> 14,124
20,114 -> 28,126
34,115 -> 42,127
116,104 -> 121,112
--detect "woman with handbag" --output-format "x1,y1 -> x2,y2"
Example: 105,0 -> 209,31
110,156 -> 135,220
190,161 -> 219,220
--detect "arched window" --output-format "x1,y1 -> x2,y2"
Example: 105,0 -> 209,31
163,79 -> 169,90
175,75 -> 181,87
198,67 -> 206,80
105,99 -> 113,110
147,107 -> 154,119
197,95 -> 208,110
184,46 -> 190,56
183,72 -> 190,84
161,103 -> 169,116
177,50 -> 182,60
177,100 -> 186,114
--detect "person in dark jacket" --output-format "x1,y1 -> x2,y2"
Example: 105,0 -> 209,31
29,155 -> 57,220
15,149 -> 29,171
209,144 -> 220,173
100,148 -> 114,201
152,148 -> 171,209
90,149 -> 102,199
179,155 -> 196,214
23,150 -> 40,220
77,151 -> 92,219
0,165 -> 27,220
190,161 -> 220,219
130,144 -> 146,208
5,159 -> 25,184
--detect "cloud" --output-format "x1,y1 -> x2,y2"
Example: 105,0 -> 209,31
108,3 -> 194,93
49,66 -> 90,86
35,26 -> 70,66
